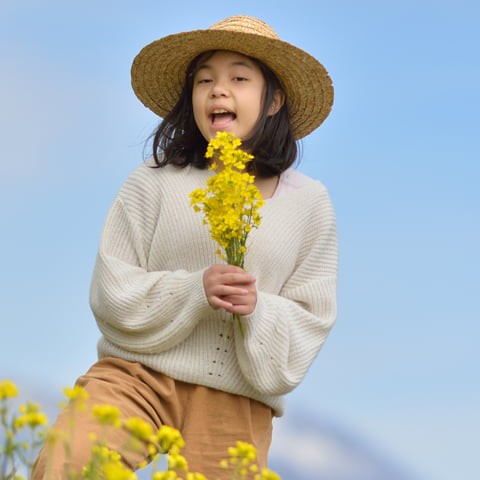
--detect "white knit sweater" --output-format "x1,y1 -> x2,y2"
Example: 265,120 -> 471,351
90,163 -> 338,416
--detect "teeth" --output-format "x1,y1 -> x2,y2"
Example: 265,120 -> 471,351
212,109 -> 229,114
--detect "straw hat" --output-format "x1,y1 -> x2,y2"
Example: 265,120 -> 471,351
131,15 -> 334,139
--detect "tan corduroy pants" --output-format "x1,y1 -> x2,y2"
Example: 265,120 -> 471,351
31,357 -> 273,480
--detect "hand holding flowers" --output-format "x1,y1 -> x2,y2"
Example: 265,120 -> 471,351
202,264 -> 257,316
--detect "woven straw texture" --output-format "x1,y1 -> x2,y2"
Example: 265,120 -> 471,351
131,16 -> 334,139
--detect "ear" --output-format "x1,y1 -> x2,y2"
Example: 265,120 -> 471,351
267,89 -> 285,116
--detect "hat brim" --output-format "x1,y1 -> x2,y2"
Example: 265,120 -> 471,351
131,29 -> 334,139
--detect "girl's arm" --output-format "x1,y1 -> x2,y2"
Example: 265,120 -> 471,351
234,188 -> 338,396
90,192 -> 212,354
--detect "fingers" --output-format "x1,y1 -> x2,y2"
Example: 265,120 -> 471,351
209,293 -> 256,316
203,264 -> 257,315
222,296 -> 257,316
204,265 -> 256,290
207,264 -> 255,285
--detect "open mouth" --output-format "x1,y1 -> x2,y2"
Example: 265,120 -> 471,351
210,109 -> 237,126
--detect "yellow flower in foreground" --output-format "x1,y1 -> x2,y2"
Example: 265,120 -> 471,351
92,404 -> 122,427
63,385 -> 89,401
152,472 -> 178,480
44,427 -> 64,447
227,441 -> 257,465
124,417 -> 154,441
61,384 -> 89,412
0,379 -> 18,399
154,425 -> 185,454
254,468 -> 282,480
185,473 -> 208,480
2,382 -> 282,480
14,402 -> 48,429
83,444 -> 136,480
167,452 -> 188,471
101,461 -> 137,480
220,440 -> 281,479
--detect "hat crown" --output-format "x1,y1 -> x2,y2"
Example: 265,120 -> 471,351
209,15 -> 280,40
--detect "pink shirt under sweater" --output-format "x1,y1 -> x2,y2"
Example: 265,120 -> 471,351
273,168 -> 311,198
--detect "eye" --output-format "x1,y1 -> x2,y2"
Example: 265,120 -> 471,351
233,76 -> 248,82
196,77 -> 212,84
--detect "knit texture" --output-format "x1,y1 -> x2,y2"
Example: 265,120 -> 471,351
90,163 -> 338,416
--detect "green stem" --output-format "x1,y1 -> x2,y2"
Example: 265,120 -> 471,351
0,402 -> 17,480
233,314 -> 245,338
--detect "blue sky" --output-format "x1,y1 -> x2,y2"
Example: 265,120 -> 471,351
1,1 -> 479,479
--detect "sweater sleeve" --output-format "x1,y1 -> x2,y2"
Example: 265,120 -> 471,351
89,184 -> 211,354
234,187 -> 338,396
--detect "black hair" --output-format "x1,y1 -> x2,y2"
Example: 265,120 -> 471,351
149,51 -> 298,178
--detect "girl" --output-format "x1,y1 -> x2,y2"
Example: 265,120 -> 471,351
33,15 -> 338,480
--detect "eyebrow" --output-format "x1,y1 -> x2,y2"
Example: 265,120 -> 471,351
196,60 -> 255,72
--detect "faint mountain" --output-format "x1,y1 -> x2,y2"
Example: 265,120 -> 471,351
269,411 -> 424,480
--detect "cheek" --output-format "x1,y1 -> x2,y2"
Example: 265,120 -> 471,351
247,86 -> 266,114
191,91 -> 199,114
247,93 -> 265,123
191,93 -> 203,124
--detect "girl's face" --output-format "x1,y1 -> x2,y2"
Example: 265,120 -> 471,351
192,50 -> 267,142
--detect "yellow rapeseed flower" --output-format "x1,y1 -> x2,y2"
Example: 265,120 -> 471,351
124,417 -> 154,441
92,404 -> 122,428
228,441 -> 257,463
83,444 -> 136,480
63,385 -> 89,401
185,473 -> 208,480
62,384 -> 89,411
254,468 -> 282,480
152,472 -> 178,480
154,425 -> 185,454
219,440 -> 282,479
101,461 -> 137,480
167,452 -> 189,471
0,380 -> 18,399
189,132 -> 263,265
148,443 -> 158,457
14,402 -> 48,429
45,428 -> 64,447
190,132 -> 264,335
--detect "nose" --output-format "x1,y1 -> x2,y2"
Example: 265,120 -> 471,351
210,80 -> 229,98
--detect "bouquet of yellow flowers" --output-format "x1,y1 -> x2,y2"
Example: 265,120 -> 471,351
189,132 -> 264,335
